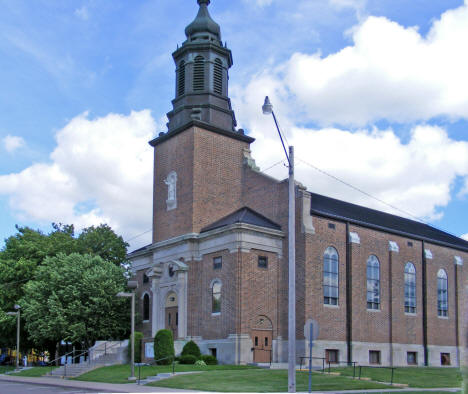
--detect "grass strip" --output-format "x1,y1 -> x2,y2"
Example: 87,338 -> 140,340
0,366 -> 15,374
333,366 -> 462,388
10,366 -> 58,377
147,369 -> 389,392
75,363 -> 257,384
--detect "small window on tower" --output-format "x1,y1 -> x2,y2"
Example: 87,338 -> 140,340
328,223 -> 336,229
143,274 -> 149,284
213,256 -> 222,270
214,58 -> 223,94
258,256 -> 268,269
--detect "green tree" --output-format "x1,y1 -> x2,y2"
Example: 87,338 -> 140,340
153,329 -> 174,365
77,224 -> 129,266
20,253 -> 130,352
128,331 -> 144,363
0,223 -> 129,349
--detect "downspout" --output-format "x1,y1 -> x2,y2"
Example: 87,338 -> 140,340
422,241 -> 428,366
454,262 -> 460,367
388,248 -> 393,367
346,222 -> 352,364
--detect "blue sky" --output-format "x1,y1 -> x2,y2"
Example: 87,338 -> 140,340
1,0 -> 467,251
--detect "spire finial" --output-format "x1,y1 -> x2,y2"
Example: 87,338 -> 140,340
198,0 -> 210,5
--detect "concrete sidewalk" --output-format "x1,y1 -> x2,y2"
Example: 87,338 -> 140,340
0,374 -> 196,393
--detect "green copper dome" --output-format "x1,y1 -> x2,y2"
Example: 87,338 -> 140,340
185,0 -> 221,40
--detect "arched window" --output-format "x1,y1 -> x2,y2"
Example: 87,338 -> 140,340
213,58 -> 223,94
177,60 -> 185,97
212,280 -> 221,314
437,269 -> 448,317
143,293 -> 150,321
193,56 -> 205,91
404,262 -> 416,313
323,247 -> 339,305
367,255 -> 380,310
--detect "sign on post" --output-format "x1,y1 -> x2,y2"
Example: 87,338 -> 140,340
304,319 -> 319,393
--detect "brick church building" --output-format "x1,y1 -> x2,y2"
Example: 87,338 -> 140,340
129,0 -> 467,367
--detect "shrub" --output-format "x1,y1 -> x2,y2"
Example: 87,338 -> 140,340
127,331 -> 143,363
153,329 -> 174,365
201,354 -> 218,365
181,340 -> 201,359
179,354 -> 197,364
195,360 -> 206,366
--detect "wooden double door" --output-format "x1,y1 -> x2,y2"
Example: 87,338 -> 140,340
165,306 -> 178,339
252,329 -> 272,363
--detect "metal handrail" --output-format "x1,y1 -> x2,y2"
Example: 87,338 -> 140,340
358,365 -> 396,385
46,348 -> 86,367
89,341 -> 123,360
137,355 -> 176,385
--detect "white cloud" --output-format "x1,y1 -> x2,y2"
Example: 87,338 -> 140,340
234,78 -> 468,220
0,111 -> 155,248
237,3 -> 468,126
74,6 -> 89,21
462,233 -> 468,241
2,135 -> 25,152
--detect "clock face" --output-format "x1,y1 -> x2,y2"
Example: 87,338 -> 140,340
168,265 -> 175,277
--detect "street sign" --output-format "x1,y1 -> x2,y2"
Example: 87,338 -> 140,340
304,319 -> 319,341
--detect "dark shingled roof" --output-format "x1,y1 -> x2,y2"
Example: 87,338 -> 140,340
201,207 -> 282,233
310,192 -> 468,252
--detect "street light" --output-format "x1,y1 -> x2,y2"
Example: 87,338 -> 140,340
263,96 -> 296,393
6,304 -> 21,370
117,280 -> 138,381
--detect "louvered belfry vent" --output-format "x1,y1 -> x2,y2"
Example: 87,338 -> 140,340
178,61 -> 186,97
214,58 -> 223,94
193,56 -> 205,91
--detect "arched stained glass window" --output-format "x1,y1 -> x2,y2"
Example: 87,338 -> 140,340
437,269 -> 448,317
323,247 -> 339,305
193,56 -> 205,91
367,255 -> 380,310
213,58 -> 223,94
143,293 -> 150,321
212,280 -> 221,314
404,262 -> 416,313
177,60 -> 186,97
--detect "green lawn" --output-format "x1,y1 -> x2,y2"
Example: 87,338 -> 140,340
0,366 -> 15,374
10,366 -> 58,377
334,366 -> 462,388
75,363 -> 257,384
147,369 -> 389,392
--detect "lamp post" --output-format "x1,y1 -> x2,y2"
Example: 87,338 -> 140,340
263,96 -> 296,393
7,304 -> 21,370
117,280 -> 138,381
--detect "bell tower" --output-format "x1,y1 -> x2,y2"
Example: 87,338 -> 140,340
167,0 -> 237,132
150,0 -> 254,243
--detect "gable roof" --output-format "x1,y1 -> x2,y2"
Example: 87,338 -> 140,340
201,207 -> 282,233
310,192 -> 468,253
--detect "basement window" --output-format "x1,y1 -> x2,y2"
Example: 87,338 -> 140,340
369,350 -> 381,365
407,352 -> 417,365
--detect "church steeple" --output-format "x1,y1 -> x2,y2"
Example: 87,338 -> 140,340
163,0 -> 241,136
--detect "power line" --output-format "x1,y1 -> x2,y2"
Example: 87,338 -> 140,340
296,156 -> 425,222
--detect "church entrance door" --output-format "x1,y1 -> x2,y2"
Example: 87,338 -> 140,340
165,292 -> 178,339
252,329 -> 272,363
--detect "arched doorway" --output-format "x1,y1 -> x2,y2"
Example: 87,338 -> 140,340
165,292 -> 178,339
251,315 -> 273,363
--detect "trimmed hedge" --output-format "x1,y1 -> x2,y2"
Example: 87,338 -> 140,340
153,329 -> 174,365
127,331 -> 143,363
201,354 -> 218,365
181,340 -> 201,359
179,354 -> 197,364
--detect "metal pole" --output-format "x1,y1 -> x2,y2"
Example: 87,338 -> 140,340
288,145 -> 296,393
130,292 -> 135,380
16,309 -> 20,370
308,323 -> 313,393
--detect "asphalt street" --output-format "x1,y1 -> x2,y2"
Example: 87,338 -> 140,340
0,380 -> 102,394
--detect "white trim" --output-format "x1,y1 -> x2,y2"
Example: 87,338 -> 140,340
388,241 -> 399,252
424,249 -> 433,259
349,232 -> 360,244
454,256 -> 463,266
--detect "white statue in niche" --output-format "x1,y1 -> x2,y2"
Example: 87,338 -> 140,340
164,171 -> 177,211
